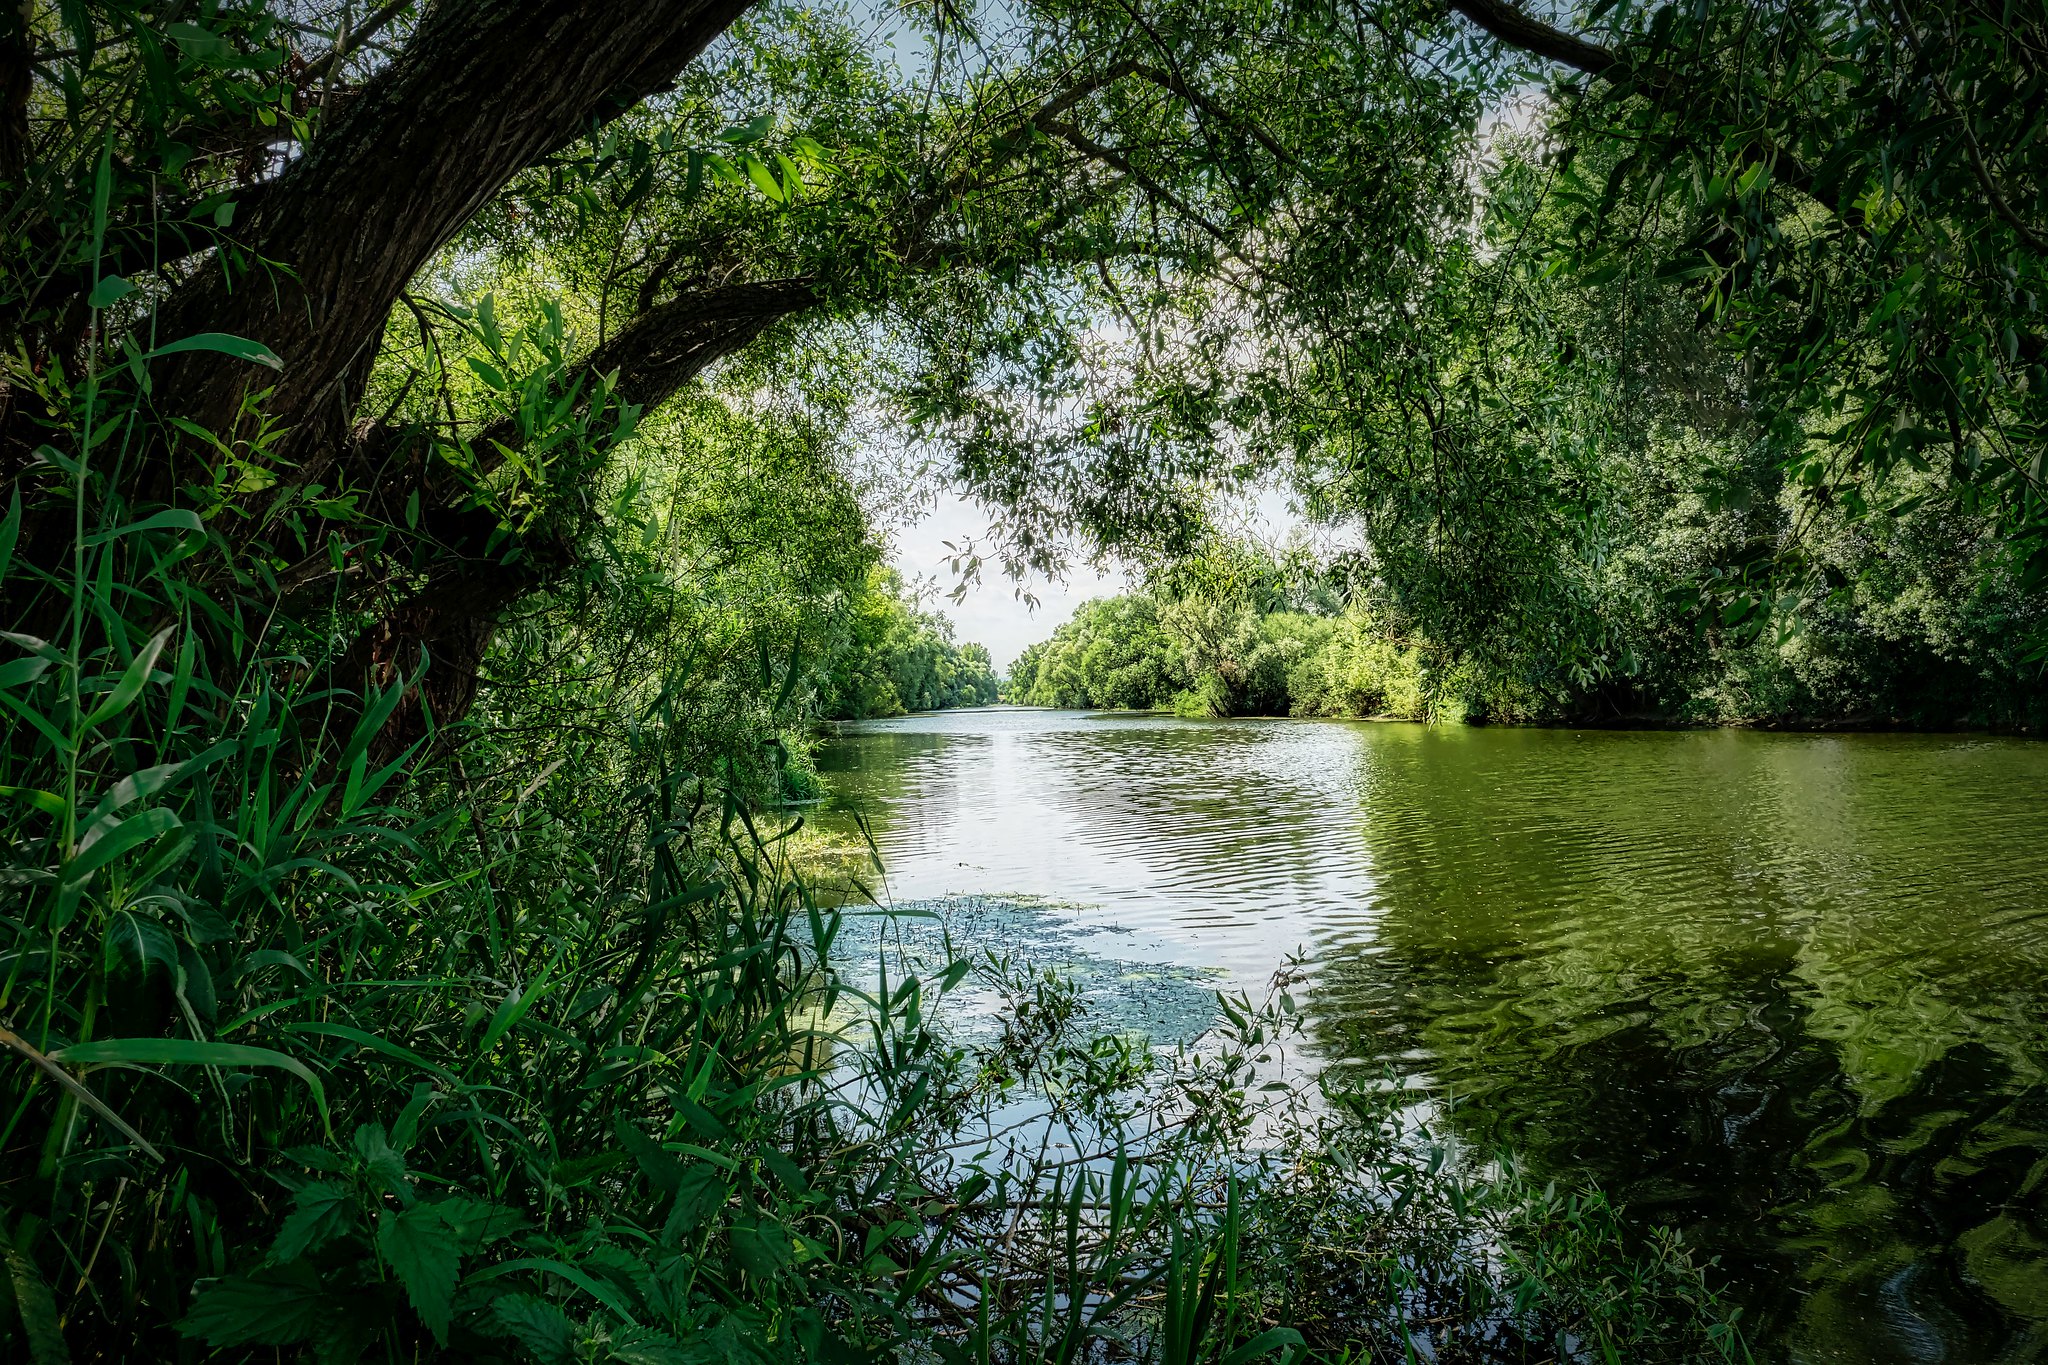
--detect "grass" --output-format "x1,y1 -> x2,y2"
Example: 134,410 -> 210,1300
0,269 -> 1746,1365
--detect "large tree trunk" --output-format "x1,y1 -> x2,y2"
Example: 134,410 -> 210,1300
333,277 -> 821,754
146,0 -> 759,495
0,0 -> 28,180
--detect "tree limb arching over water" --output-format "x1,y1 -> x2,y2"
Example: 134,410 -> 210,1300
3,0 -> 2046,1359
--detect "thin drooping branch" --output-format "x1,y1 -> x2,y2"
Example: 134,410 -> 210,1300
1443,0 -> 2048,270
1886,0 -> 2048,254
1441,0 -> 1865,236
1125,62 -> 1297,169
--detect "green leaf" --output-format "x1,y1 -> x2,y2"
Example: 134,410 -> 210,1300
82,740 -> 234,836
0,784 -> 65,814
426,1194 -> 526,1252
608,1326 -> 694,1365
377,1202 -> 461,1345
475,952 -> 561,1060
552,1148 -> 628,1188
143,332 -> 284,370
175,942 -> 217,1025
1223,1327 -> 1305,1365
89,275 -> 135,308
616,1118 -> 681,1192
469,1258 -> 640,1324
716,113 -> 775,145
0,490 -> 18,578
1652,255 -> 1717,283
662,1162 -> 728,1244
2,1243 -> 68,1365
54,1038 -> 328,1128
730,1213 -> 795,1278
351,1122 -> 409,1193
82,626 -> 174,730
102,910 -> 179,980
180,1262 -> 330,1345
286,1022 -> 456,1081
390,1081 -> 438,1153
271,1181 -> 357,1264
165,21 -> 231,58
488,1294 -> 576,1365
742,155 -> 785,202
63,807 -> 183,897
83,508 -> 205,545
774,152 -> 805,197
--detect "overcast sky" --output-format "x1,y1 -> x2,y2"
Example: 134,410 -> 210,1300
887,484 -> 1303,673
883,488 -> 1128,674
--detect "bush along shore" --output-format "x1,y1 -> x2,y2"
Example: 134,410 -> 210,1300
0,660 -> 1750,1363
0,427 -> 1746,1359
1004,540 -> 2048,731
0,393 -> 1744,1362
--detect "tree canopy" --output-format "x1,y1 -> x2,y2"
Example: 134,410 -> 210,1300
5,0 -> 2045,1358
7,0 -> 2043,739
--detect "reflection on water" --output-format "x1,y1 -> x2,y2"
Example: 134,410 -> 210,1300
817,708 -> 2048,1363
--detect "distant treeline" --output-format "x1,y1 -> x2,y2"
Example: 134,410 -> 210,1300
1006,586 -> 1429,720
1005,542 -> 2047,730
821,568 -> 1000,718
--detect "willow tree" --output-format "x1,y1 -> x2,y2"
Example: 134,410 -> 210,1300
1117,0 -> 2048,720
3,0 -> 1485,757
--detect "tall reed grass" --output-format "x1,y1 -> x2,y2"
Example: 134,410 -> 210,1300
2,160 -> 1746,1365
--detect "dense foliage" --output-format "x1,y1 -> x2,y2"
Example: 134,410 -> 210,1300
6,0 -> 2046,1357
1005,569 -> 1432,721
1009,519 -> 2046,725
820,569 -> 999,720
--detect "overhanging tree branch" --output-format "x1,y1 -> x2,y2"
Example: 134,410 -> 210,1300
148,0 -> 764,481
1446,0 -> 1615,76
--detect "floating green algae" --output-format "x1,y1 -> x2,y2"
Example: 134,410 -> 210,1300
831,893 -> 1228,1048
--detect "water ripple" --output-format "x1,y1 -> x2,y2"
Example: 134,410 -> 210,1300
819,710 -> 2048,1364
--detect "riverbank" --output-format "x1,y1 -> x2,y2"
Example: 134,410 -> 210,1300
818,709 -> 2048,1361
992,700 -> 2045,736
1003,581 -> 2047,739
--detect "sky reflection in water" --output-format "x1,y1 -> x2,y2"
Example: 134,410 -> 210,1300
817,708 -> 2048,1364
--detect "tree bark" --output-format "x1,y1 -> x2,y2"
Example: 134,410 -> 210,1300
0,0 -> 31,458
146,0 -> 760,493
0,0 -> 29,181
332,276 -> 822,753
587,277 -> 820,413
1446,0 -> 1616,76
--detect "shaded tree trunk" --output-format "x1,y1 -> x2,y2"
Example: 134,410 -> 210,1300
332,277 -> 821,756
145,0 -> 760,495
0,0 -> 28,180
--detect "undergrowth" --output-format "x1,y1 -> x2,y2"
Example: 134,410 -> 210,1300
0,148 -> 1744,1365
0,459 -> 1753,1362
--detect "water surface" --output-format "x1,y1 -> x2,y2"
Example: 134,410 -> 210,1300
816,708 -> 2048,1364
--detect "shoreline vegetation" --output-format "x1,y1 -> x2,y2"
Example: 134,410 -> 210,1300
994,699 -> 2039,736
5,0 -> 2045,1360
1001,543 -> 2046,735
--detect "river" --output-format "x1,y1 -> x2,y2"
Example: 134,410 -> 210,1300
815,707 -> 2048,1365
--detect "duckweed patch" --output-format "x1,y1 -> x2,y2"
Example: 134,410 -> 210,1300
834,893 -> 1231,1048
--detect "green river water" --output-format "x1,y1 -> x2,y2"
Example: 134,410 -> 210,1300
816,708 -> 2048,1364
